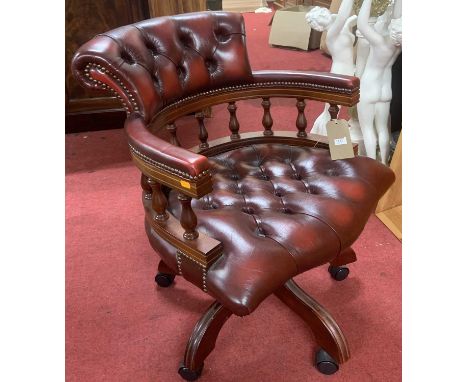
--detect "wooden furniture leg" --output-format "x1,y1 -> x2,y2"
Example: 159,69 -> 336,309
330,247 -> 357,267
328,247 -> 357,281
155,259 -> 177,287
275,279 -> 350,373
179,301 -> 233,381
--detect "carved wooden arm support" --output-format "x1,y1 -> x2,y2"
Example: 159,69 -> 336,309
141,173 -> 223,292
126,115 -> 213,198
129,114 -> 222,290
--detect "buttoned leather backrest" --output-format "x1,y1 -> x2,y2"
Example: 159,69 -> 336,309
72,12 -> 253,123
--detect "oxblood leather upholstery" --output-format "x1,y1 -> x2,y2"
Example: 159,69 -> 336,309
72,11 -> 360,170
126,115 -> 210,178
73,12 -> 253,124
252,70 -> 359,92
146,144 -> 394,316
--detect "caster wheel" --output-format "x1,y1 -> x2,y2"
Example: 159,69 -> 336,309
155,272 -> 175,287
328,265 -> 349,281
315,348 -> 339,375
178,362 -> 203,381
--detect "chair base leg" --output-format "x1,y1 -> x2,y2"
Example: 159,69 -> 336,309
179,301 -> 233,381
330,247 -> 357,267
315,348 -> 339,375
155,260 -> 177,287
328,247 -> 357,281
274,279 -> 350,365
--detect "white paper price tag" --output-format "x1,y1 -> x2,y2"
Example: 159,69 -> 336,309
326,120 -> 355,160
334,137 -> 347,146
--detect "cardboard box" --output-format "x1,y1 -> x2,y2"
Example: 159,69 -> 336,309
223,0 -> 263,13
268,5 -> 322,51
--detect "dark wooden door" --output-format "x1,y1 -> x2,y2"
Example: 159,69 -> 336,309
65,0 -> 150,133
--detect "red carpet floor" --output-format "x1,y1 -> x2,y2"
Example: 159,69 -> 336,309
66,12 -> 401,382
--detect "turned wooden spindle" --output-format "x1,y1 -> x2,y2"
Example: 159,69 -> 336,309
140,173 -> 152,200
227,102 -> 240,140
328,104 -> 340,120
147,178 -> 169,221
296,98 -> 307,138
178,193 -> 199,240
196,112 -> 209,149
167,123 -> 181,147
261,97 -> 273,136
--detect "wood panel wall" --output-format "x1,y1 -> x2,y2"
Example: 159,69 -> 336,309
65,0 -> 151,133
66,0 -> 207,133
148,0 -> 206,17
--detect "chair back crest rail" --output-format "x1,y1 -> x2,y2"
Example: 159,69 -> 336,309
72,11 -> 360,290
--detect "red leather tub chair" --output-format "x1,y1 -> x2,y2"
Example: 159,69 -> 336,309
72,11 -> 394,380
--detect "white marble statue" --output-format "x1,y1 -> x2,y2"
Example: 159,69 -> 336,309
356,0 -> 402,164
350,3 -> 394,155
354,0 -> 394,78
305,0 -> 357,136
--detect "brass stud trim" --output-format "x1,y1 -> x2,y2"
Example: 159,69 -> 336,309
177,250 -> 209,292
84,62 -> 139,114
128,143 -> 210,181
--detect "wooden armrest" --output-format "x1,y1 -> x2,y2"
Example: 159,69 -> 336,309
252,70 -> 359,95
126,114 -> 213,198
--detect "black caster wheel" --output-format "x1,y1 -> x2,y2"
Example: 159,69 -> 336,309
328,265 -> 349,281
178,362 -> 203,381
315,348 -> 339,375
155,272 -> 175,287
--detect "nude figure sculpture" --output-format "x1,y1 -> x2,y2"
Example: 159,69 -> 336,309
356,0 -> 402,164
305,0 -> 357,136
349,2 -> 394,155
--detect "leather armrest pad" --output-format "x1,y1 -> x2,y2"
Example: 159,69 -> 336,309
252,70 -> 359,93
125,114 -> 210,178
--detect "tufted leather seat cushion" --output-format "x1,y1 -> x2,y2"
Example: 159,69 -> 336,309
146,144 -> 394,316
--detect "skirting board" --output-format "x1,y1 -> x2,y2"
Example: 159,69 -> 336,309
376,134 -> 402,241
376,205 -> 402,241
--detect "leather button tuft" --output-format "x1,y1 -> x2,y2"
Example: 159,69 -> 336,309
230,174 -> 240,180
152,74 -> 160,87
293,173 -> 302,180
255,227 -> 267,237
145,42 -> 158,56
274,191 -> 283,197
326,168 -> 340,176
176,65 -> 186,80
260,174 -> 270,181
242,207 -> 255,215
308,186 -> 320,195
205,59 -> 217,73
121,50 -> 135,64
215,33 -> 230,43
178,32 -> 191,47
282,208 -> 293,214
